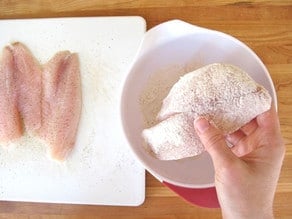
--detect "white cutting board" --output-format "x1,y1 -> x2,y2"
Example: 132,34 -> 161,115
0,16 -> 145,206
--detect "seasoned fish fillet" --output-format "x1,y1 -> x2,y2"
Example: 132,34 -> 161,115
0,47 -> 22,143
10,42 -> 42,134
41,51 -> 82,161
143,63 -> 272,160
0,42 -> 82,161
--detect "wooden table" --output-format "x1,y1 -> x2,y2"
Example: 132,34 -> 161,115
0,1 -> 291,218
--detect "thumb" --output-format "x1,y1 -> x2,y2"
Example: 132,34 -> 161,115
194,118 -> 237,168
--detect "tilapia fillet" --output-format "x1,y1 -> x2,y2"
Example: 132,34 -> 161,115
9,42 -> 42,134
0,47 -> 22,143
0,42 -> 82,161
41,51 -> 82,161
143,113 -> 204,160
143,63 -> 272,160
158,63 -> 272,133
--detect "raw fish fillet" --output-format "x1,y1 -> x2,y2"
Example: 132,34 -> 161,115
0,47 -> 22,143
10,42 -> 42,134
41,51 -> 81,161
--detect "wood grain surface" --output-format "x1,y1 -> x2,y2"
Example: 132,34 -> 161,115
0,1 -> 291,218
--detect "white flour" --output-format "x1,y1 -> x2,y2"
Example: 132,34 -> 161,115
139,63 -> 201,128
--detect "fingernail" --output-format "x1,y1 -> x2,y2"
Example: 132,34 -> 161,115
194,118 -> 210,134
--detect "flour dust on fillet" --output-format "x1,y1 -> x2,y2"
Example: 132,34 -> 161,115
143,63 -> 272,160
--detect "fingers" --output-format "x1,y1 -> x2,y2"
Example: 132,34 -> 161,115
226,130 -> 246,146
240,118 -> 258,135
231,140 -> 255,157
257,104 -> 280,131
227,112 -> 270,145
232,104 -> 284,156
227,119 -> 258,157
194,118 -> 238,168
194,104 -> 283,164
257,104 -> 285,151
227,128 -> 259,157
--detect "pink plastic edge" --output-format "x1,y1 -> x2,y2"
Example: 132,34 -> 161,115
163,181 -> 220,208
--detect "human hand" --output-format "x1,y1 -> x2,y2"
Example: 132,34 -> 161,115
194,106 -> 285,219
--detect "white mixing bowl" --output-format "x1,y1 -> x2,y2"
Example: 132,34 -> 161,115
120,20 -> 276,207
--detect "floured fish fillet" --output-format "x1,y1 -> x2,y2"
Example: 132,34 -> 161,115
143,63 -> 272,160
9,42 -> 42,134
41,51 -> 81,161
158,63 -> 272,133
0,47 -> 22,143
143,113 -> 204,160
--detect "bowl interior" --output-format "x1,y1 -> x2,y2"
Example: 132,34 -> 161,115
121,31 -> 276,188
